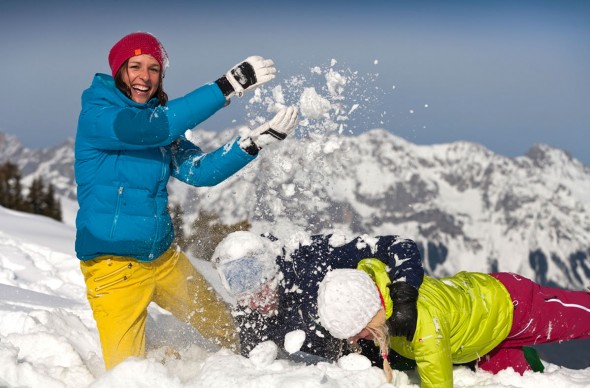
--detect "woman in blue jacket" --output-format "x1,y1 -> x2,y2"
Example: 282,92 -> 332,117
75,32 -> 298,369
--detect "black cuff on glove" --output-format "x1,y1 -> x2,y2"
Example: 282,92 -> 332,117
239,137 -> 260,156
215,76 -> 235,97
387,282 -> 419,341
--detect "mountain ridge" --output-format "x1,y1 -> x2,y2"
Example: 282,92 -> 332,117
1,129 -> 588,289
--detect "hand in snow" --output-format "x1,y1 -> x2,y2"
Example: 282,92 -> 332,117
387,282 -> 419,341
239,107 -> 298,154
217,56 -> 277,98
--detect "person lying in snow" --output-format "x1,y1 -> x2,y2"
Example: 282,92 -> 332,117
211,230 -> 423,367
317,266 -> 590,387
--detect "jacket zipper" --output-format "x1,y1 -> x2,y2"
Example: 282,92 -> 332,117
110,186 -> 124,239
149,191 -> 160,260
148,148 -> 168,260
159,147 -> 167,181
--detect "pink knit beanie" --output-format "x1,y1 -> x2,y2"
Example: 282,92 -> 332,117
108,32 -> 169,77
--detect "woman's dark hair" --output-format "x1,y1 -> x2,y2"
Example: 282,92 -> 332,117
114,60 -> 169,106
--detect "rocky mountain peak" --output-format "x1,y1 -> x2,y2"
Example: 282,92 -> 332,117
2,128 -> 589,289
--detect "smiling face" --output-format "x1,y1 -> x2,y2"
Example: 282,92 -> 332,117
121,54 -> 161,103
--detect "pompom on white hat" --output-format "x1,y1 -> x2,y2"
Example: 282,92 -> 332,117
317,269 -> 382,339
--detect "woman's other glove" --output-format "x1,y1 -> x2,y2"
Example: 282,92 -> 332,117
216,56 -> 276,98
239,107 -> 298,155
386,282 -> 419,341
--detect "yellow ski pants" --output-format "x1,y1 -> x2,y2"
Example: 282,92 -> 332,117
80,246 -> 239,369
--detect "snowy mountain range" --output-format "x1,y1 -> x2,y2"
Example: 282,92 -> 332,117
2,128 -> 589,290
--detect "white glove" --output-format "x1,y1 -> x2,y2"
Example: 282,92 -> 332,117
239,107 -> 299,153
224,56 -> 276,98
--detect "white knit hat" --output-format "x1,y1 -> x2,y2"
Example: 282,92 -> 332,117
317,269 -> 382,339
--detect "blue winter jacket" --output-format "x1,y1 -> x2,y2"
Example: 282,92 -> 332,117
235,234 -> 424,359
75,73 -> 256,261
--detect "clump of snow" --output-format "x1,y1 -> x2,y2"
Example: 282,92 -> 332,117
338,353 -> 373,371
299,87 -> 332,120
325,68 -> 347,99
284,330 -> 306,354
327,231 -> 354,247
249,341 -> 279,368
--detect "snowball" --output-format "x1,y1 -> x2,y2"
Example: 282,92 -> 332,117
325,69 -> 347,98
284,330 -> 306,354
337,353 -> 372,371
272,85 -> 285,105
249,341 -> 278,368
299,87 -> 332,119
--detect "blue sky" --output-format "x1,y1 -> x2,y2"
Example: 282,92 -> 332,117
1,0 -> 589,166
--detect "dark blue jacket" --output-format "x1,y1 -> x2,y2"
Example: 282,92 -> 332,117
75,74 -> 256,261
235,234 -> 424,359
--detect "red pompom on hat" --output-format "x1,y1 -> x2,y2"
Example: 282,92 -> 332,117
108,32 -> 169,77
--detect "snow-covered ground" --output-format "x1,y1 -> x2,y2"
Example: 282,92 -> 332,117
1,205 -> 589,387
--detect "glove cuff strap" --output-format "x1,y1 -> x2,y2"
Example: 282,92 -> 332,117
225,71 -> 245,97
215,76 -> 235,98
264,128 -> 287,141
238,137 -> 260,155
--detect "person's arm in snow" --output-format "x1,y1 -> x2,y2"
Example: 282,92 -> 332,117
80,56 -> 276,151
170,136 -> 255,187
170,107 -> 298,186
79,82 -> 227,151
238,106 -> 299,155
371,235 -> 423,341
371,235 -> 423,288
316,234 -> 423,288
118,56 -> 275,148
397,307 -> 454,388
